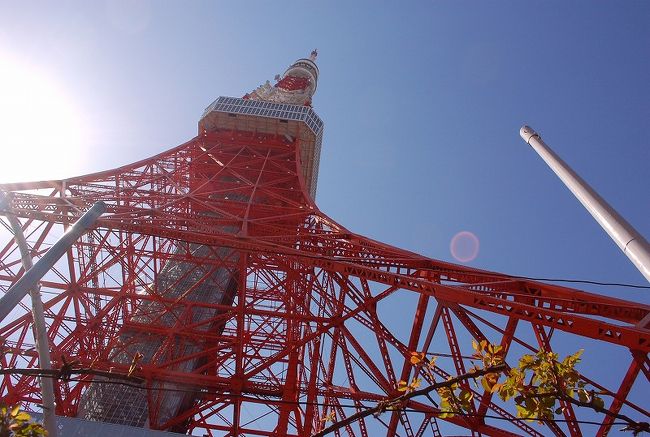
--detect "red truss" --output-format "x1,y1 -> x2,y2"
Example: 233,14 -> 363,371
0,129 -> 648,436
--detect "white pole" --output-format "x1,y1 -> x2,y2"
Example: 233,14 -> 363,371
520,125 -> 650,283
0,192 -> 60,437
4,213 -> 58,437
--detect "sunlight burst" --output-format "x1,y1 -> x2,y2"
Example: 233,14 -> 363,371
0,55 -> 86,183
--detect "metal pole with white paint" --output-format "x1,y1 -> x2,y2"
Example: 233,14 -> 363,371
0,192 -> 61,436
520,125 -> 650,283
3,211 -> 58,437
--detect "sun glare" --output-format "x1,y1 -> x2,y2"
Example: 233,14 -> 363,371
0,55 -> 86,183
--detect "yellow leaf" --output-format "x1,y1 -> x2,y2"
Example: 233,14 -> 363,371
10,405 -> 21,418
519,354 -> 535,369
14,412 -> 31,421
409,378 -> 422,390
409,352 -> 424,365
320,411 -> 336,422
472,340 -> 479,351
397,380 -> 409,392
481,376 -> 492,392
459,389 -> 473,402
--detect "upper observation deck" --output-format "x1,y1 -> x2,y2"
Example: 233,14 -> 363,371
198,50 -> 324,199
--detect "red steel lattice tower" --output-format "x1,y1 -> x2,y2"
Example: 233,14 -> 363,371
0,52 -> 648,436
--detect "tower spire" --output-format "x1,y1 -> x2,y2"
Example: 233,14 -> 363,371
245,52 -> 319,106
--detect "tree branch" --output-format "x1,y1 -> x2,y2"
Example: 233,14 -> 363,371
530,391 -> 650,434
312,363 -> 506,437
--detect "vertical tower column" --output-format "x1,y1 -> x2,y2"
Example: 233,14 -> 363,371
78,53 -> 324,430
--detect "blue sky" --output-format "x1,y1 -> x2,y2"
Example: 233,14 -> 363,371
0,1 -> 648,433
1,1 -> 647,289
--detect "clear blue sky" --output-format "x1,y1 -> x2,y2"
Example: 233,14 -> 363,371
0,1 -> 648,433
1,1 -> 647,287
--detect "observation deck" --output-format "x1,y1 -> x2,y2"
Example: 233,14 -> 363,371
199,96 -> 324,199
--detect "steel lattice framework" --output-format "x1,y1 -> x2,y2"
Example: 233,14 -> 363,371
0,53 -> 648,436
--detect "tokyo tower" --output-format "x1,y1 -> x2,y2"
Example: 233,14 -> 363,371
0,51 -> 648,436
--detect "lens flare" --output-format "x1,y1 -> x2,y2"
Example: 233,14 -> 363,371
450,231 -> 480,263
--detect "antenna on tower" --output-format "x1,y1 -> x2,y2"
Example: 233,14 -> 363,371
310,49 -> 318,61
